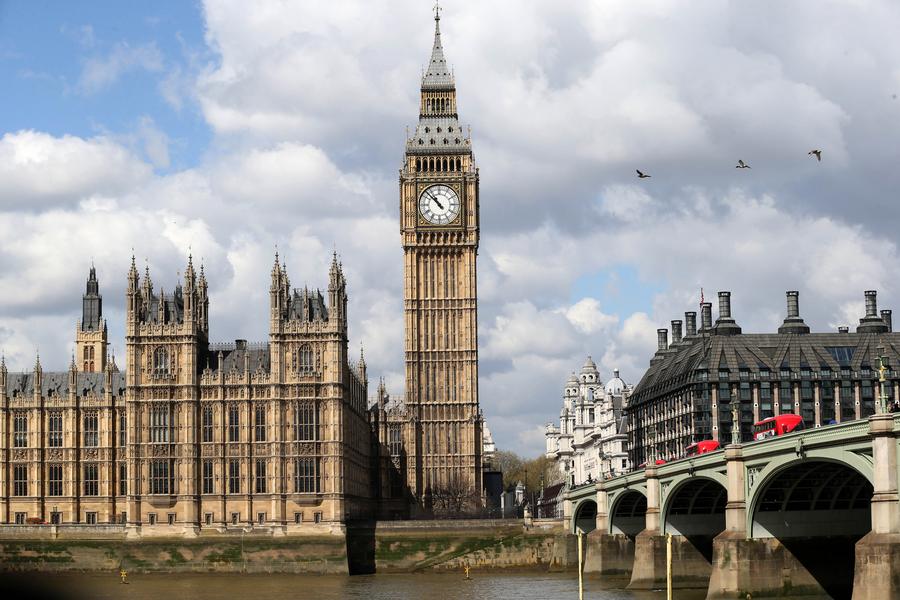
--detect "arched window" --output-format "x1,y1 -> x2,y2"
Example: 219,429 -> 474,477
298,344 -> 314,372
154,347 -> 170,374
83,347 -> 89,360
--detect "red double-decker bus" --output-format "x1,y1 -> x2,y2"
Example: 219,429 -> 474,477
752,414 -> 805,441
685,440 -> 720,457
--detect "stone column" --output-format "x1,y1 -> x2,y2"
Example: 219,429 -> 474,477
585,482 -> 636,576
853,414 -> 900,599
723,445 -> 746,534
644,467 -> 660,533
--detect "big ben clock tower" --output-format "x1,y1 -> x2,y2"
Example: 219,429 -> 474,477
400,4 -> 482,510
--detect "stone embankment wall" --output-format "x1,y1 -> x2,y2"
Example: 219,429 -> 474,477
0,519 -> 571,574
373,519 -> 567,572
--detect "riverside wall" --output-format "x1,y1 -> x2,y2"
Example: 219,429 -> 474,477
0,519 -> 571,574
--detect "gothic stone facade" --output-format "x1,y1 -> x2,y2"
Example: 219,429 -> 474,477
626,289 -> 900,467
371,8 -> 483,515
0,255 -> 371,533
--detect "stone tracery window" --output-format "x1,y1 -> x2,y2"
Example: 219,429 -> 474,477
153,346 -> 170,374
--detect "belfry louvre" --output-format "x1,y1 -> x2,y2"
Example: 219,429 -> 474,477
626,290 -> 900,467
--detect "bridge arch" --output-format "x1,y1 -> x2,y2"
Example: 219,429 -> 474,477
573,498 -> 598,534
748,457 -> 874,600
608,489 -> 647,538
661,475 -> 727,562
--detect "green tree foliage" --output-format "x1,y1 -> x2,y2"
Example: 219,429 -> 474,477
495,450 -> 556,493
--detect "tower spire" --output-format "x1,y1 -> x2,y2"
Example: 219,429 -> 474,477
422,0 -> 452,89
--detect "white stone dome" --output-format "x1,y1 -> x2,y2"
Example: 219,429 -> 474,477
604,368 -> 627,395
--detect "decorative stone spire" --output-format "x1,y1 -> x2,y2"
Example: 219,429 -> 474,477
358,345 -> 367,382
34,351 -> 42,374
422,1 -> 454,90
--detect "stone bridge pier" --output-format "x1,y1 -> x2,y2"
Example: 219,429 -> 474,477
852,413 -> 900,598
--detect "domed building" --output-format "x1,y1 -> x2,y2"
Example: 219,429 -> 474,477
545,358 -> 633,486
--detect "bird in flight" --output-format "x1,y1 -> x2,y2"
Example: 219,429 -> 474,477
636,169 -> 651,179
808,149 -> 822,162
735,160 -> 751,169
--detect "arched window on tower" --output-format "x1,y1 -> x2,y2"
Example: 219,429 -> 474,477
154,347 -> 170,374
298,344 -> 313,373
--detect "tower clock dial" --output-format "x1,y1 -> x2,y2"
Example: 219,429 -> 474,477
418,184 -> 460,225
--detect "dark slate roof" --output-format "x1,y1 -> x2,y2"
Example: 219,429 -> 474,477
630,331 -> 900,406
5,371 -> 126,397
206,341 -> 271,374
142,288 -> 185,324
286,289 -> 328,322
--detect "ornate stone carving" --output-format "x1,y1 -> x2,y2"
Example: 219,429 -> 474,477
747,466 -> 762,489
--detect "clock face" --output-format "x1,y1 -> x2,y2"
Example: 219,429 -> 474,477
418,184 -> 461,225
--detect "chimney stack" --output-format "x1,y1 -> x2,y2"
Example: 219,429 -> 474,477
671,320 -> 683,344
685,311 -> 697,337
713,291 -> 742,335
858,290 -> 889,333
700,303 -> 713,332
657,329 -> 668,351
882,309 -> 893,332
866,290 -> 878,317
838,326 -> 849,334
778,290 -> 810,334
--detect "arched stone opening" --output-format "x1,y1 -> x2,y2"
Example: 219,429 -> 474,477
663,477 -> 726,562
610,490 -> 646,539
751,460 -> 873,600
574,499 -> 597,534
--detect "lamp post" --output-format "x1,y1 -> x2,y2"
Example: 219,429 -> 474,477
731,399 -> 741,446
875,345 -> 890,414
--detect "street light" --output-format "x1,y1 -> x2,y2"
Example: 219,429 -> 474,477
875,345 -> 890,414
731,399 -> 741,446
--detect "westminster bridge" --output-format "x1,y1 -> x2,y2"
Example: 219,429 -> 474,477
563,413 -> 900,599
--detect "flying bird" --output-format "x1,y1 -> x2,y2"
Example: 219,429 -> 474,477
636,169 -> 651,179
808,149 -> 822,162
735,160 -> 751,169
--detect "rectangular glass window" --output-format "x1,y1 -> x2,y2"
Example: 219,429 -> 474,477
202,406 -> 213,443
83,412 -> 99,447
48,464 -> 63,496
13,464 -> 28,496
294,402 -> 317,441
229,459 -> 240,494
150,460 -> 170,495
15,512 -> 27,524
202,460 -> 214,494
739,382 -> 751,401
150,405 -> 170,443
119,412 -> 127,447
48,411 -> 63,447
13,412 -> 27,448
294,457 -> 319,493
718,382 -> 730,402
779,383 -> 793,412
255,406 -> 266,442
83,463 -> 99,496
86,512 -> 97,525
255,459 -> 266,494
119,463 -> 127,496
228,405 -> 240,442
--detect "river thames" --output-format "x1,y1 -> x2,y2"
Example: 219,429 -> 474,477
6,572 -> 711,600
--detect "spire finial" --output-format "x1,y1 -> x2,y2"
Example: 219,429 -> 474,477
434,0 -> 441,21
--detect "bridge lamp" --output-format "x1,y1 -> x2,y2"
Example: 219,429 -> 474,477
875,346 -> 889,414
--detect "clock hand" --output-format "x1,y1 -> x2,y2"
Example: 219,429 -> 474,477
425,190 -> 444,210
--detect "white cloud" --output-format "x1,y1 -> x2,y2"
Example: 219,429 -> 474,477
79,41 -> 165,94
7,1 -> 900,458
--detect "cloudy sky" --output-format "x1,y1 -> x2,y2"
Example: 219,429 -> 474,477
2,1 -> 900,456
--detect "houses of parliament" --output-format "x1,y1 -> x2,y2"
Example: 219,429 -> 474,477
0,8 -> 483,532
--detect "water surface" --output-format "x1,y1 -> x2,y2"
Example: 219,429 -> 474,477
7,572 -> 709,600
